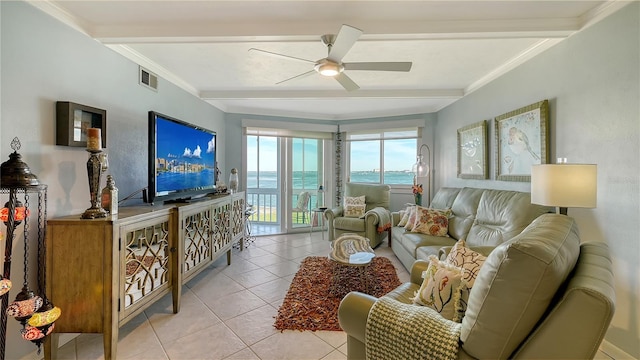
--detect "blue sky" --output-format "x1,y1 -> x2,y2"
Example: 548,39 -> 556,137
156,116 -> 216,167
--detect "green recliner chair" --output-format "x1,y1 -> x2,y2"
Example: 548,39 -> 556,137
324,183 -> 391,248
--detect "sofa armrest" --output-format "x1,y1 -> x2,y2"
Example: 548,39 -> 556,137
391,212 -> 402,226
410,260 -> 430,285
438,246 -> 454,260
324,206 -> 343,241
324,206 -> 343,220
338,292 -> 377,344
364,207 -> 390,227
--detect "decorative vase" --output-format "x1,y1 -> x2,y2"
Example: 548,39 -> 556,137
414,194 -> 422,206
228,168 -> 239,193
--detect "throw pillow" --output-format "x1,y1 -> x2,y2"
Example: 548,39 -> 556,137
404,206 -> 418,230
445,239 -> 487,289
397,204 -> 414,227
412,255 -> 468,321
344,195 -> 366,218
410,206 -> 452,237
344,195 -> 365,205
396,209 -> 407,226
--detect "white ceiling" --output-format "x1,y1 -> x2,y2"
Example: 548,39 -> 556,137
31,0 -> 626,120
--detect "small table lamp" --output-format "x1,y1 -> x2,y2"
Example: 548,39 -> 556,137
531,163 -> 597,215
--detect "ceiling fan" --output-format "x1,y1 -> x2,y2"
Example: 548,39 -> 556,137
248,24 -> 412,91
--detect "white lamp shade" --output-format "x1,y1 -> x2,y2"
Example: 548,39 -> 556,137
531,164 -> 597,208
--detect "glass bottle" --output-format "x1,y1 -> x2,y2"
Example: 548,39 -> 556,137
101,175 -> 118,215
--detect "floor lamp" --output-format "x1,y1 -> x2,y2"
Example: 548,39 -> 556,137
531,163 -> 597,215
413,144 -> 431,206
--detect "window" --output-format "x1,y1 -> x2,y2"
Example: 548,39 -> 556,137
347,129 -> 419,185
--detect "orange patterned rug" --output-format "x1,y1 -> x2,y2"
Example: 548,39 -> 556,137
274,256 -> 401,331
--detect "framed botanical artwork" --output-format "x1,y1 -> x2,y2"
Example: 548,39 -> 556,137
494,100 -> 549,182
457,120 -> 488,179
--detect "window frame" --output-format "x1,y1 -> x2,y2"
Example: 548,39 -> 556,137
346,128 -> 421,185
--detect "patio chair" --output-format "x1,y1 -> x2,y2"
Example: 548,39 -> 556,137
292,191 -> 311,224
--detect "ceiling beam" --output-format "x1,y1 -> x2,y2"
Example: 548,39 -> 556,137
199,89 -> 464,100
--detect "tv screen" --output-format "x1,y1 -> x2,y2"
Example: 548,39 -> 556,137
148,111 -> 217,204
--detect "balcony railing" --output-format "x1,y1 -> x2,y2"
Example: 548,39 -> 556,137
246,188 -> 318,226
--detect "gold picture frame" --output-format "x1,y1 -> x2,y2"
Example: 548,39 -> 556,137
494,100 -> 549,182
457,120 -> 488,179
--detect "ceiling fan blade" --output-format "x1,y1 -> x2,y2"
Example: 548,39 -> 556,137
335,73 -> 360,92
327,24 -> 363,63
276,70 -> 316,85
248,48 -> 315,64
343,62 -> 413,72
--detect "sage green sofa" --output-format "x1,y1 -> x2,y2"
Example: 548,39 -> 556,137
339,214 -> 616,359
324,183 -> 391,248
392,187 -> 553,271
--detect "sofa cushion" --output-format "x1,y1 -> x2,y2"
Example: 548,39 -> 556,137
413,256 -> 468,321
430,187 -> 460,210
466,189 -> 552,247
333,216 -> 366,232
344,183 -> 390,212
410,206 -> 452,237
415,245 -> 447,262
397,231 -> 456,258
460,214 -> 580,359
448,187 -> 484,240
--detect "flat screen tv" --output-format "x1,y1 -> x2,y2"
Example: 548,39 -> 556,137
147,111 -> 217,204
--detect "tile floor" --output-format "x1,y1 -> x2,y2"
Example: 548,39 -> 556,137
53,230 -> 614,360
54,231 -> 410,360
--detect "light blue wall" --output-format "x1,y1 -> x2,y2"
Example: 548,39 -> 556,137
0,2 -> 225,358
1,0 -> 638,358
434,3 -> 639,356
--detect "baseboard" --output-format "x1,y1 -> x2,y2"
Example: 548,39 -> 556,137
601,339 -> 637,359
19,333 -> 78,360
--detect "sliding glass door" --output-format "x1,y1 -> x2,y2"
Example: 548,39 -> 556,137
286,137 -> 324,233
246,135 -> 281,230
246,135 -> 325,234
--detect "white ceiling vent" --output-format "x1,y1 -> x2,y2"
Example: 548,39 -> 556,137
139,66 -> 158,91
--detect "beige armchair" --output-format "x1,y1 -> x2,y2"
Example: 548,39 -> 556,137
324,183 -> 391,248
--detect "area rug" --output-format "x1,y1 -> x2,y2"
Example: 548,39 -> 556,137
274,256 -> 402,332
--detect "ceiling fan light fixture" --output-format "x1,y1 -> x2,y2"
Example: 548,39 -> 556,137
315,61 -> 343,77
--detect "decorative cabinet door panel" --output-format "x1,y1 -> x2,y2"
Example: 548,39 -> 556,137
119,213 -> 172,317
181,205 -> 213,279
231,195 -> 245,241
212,201 -> 231,255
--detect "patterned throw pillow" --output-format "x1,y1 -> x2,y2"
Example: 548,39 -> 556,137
397,205 -> 414,227
344,196 -> 366,218
445,239 -> 487,289
412,256 -> 468,321
410,206 -> 452,237
404,206 -> 418,230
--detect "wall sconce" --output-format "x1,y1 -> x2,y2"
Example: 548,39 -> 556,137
412,144 -> 432,206
531,162 -> 597,215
